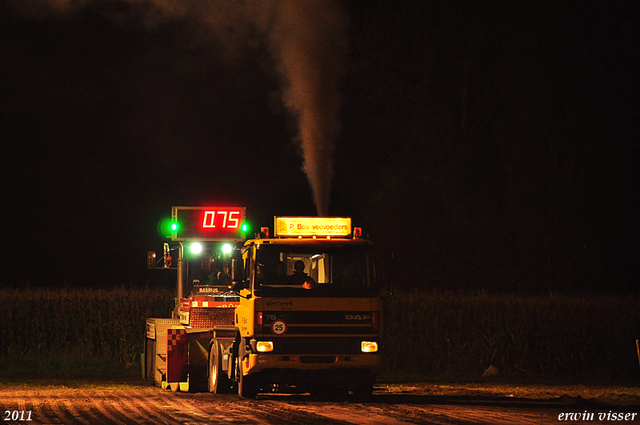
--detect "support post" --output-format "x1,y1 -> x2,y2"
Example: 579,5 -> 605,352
636,340 -> 640,373
177,242 -> 184,300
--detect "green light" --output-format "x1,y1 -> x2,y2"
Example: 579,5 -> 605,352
158,217 -> 178,239
241,223 -> 248,232
222,243 -> 232,255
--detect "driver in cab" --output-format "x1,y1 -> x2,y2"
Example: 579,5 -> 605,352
287,260 -> 317,289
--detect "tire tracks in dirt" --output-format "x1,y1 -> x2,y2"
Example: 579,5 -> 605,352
1,382 -> 634,424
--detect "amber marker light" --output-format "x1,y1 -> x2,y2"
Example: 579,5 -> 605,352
256,341 -> 274,352
361,341 -> 378,353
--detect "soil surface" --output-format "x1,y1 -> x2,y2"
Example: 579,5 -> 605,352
1,378 -> 639,424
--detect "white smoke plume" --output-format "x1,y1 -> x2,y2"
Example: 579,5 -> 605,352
14,0 -> 349,217
254,1 -> 348,217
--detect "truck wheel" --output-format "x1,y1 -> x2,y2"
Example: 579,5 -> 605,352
236,343 -> 258,399
208,341 -> 231,394
311,385 -> 348,401
352,379 -> 374,401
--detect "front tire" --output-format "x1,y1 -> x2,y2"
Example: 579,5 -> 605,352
236,341 -> 258,398
208,341 -> 231,394
352,378 -> 374,401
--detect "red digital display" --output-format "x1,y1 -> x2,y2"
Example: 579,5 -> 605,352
171,206 -> 246,241
202,210 -> 241,229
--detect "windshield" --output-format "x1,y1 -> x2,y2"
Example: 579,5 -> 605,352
254,243 -> 376,295
187,256 -> 233,295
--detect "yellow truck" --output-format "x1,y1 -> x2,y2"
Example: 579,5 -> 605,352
145,208 -> 381,399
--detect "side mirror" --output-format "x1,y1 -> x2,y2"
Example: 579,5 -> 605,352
232,280 -> 250,292
380,288 -> 392,299
231,258 -> 241,283
147,251 -> 157,270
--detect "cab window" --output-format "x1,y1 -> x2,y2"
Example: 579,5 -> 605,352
254,244 -> 374,292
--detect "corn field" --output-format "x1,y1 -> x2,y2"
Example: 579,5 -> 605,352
0,286 -> 174,365
383,291 -> 640,380
1,286 -> 639,380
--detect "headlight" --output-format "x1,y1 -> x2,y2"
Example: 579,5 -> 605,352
361,341 -> 378,353
256,341 -> 274,352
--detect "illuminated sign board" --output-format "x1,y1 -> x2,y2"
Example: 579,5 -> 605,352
274,217 -> 352,237
171,206 -> 246,241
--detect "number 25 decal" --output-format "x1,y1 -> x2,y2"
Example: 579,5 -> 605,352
271,320 -> 287,335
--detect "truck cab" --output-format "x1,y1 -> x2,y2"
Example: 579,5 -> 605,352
229,218 -> 381,398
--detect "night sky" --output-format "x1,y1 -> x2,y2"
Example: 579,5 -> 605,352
1,0 -> 637,292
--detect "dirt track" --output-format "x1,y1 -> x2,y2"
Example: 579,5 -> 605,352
1,380 -> 639,424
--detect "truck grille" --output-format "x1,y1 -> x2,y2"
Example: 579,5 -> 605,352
190,307 -> 234,328
263,337 -> 368,355
259,310 -> 376,336
300,356 -> 337,364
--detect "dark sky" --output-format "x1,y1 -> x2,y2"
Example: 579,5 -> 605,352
0,0 -> 320,285
1,0 -> 637,290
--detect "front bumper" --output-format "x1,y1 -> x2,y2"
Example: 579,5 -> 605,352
243,352 -> 381,387
248,352 -> 382,372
